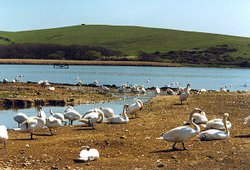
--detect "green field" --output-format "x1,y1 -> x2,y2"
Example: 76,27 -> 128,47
0,24 -> 250,57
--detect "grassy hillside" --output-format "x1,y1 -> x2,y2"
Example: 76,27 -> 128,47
0,25 -> 250,57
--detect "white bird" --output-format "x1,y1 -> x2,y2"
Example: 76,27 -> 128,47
49,109 -> 66,125
46,116 -> 62,135
155,86 -> 161,94
126,100 -> 143,118
166,88 -> 178,95
184,111 -> 208,125
101,85 -> 110,93
0,125 -> 8,149
78,146 -> 99,162
99,107 -> 115,118
199,113 -> 230,141
20,117 -> 46,139
244,116 -> 250,127
157,108 -> 202,150
81,110 -> 104,124
3,78 -> 8,83
13,112 -> 29,128
64,106 -> 82,125
140,86 -> 147,94
37,106 -> 46,119
179,83 -> 191,104
204,115 -> 232,130
106,104 -> 129,124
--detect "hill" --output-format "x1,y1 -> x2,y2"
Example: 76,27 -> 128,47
0,25 -> 250,67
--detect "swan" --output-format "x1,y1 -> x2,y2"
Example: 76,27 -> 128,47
78,146 -> 99,162
166,88 -> 178,95
0,125 -> 8,149
199,113 -> 230,141
106,104 -> 129,124
204,114 -> 232,130
244,116 -> 250,127
157,108 -> 202,150
183,111 -> 208,125
64,106 -> 82,125
13,112 -> 29,128
82,110 -> 104,124
155,86 -> 161,94
179,83 -> 191,104
37,106 -> 46,119
49,109 -> 66,125
101,85 -> 110,93
126,100 -> 144,118
99,107 -> 115,118
20,117 -> 46,139
45,116 -> 62,135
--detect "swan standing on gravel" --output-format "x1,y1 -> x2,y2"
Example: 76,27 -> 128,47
204,114 -> 232,130
0,125 -> 8,149
20,116 -> 46,139
81,110 -> 104,125
45,116 -> 62,135
64,106 -> 82,125
106,104 -> 129,124
179,83 -> 191,104
78,146 -> 99,162
13,113 -> 29,128
199,113 -> 230,141
127,100 -> 144,118
157,108 -> 202,150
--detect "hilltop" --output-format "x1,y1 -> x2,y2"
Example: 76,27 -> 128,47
0,25 -> 250,67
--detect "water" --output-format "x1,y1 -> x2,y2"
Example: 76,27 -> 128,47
0,64 -> 249,91
0,64 -> 250,128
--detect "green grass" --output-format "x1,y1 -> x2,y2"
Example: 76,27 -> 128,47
0,24 -> 250,57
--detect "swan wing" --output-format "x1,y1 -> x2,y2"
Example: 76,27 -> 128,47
199,129 -> 228,141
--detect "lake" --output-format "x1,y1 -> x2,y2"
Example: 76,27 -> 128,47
0,64 -> 249,128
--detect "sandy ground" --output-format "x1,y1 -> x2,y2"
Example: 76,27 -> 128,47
0,92 -> 250,169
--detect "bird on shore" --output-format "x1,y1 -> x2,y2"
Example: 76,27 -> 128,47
199,113 -> 230,141
78,146 -> 99,162
0,125 -> 8,149
49,109 -> 66,125
126,100 -> 143,118
106,104 -> 129,124
157,108 -> 202,150
179,83 -> 191,104
99,107 -> 114,118
64,106 -> 82,125
183,110 -> 208,125
244,115 -> 250,127
45,116 -> 62,135
13,112 -> 29,128
80,110 -> 104,129
155,86 -> 161,94
204,114 -> 232,130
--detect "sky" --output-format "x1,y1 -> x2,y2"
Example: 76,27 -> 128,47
1,0 -> 250,37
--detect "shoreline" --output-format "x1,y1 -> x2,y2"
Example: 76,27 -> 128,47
0,59 -> 244,68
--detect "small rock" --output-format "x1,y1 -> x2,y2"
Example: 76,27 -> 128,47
145,136 -> 150,140
120,135 -> 126,139
157,163 -> 165,168
26,144 -> 30,148
171,155 -> 177,159
51,165 -> 58,169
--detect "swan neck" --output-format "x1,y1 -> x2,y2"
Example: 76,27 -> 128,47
223,115 -> 229,135
189,111 -> 200,133
97,112 -> 104,123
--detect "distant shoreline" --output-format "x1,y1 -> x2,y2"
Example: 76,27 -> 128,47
0,59 -> 242,68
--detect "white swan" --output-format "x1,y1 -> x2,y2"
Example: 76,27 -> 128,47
64,106 -> 82,125
157,108 -> 202,150
184,111 -> 208,125
244,115 -> 250,127
45,116 -> 62,135
0,125 -> 8,149
78,146 -> 99,162
20,117 -> 46,139
199,113 -> 230,141
38,106 -> 46,119
99,107 -> 115,118
155,86 -> 161,94
82,110 -> 104,124
179,83 -> 191,104
13,112 -> 29,128
204,114 -> 232,130
49,109 -> 66,125
106,104 -> 129,124
127,100 -> 144,118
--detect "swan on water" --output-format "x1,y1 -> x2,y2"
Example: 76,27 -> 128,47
0,125 -> 8,149
106,104 -> 129,124
157,108 -> 202,150
126,100 -> 143,118
183,111 -> 208,125
199,113 -> 230,141
78,146 -> 99,162
204,114 -> 232,130
13,112 -> 29,128
179,83 -> 191,104
45,116 -> 62,135
64,106 -> 82,125
244,115 -> 250,127
20,117 -> 46,139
